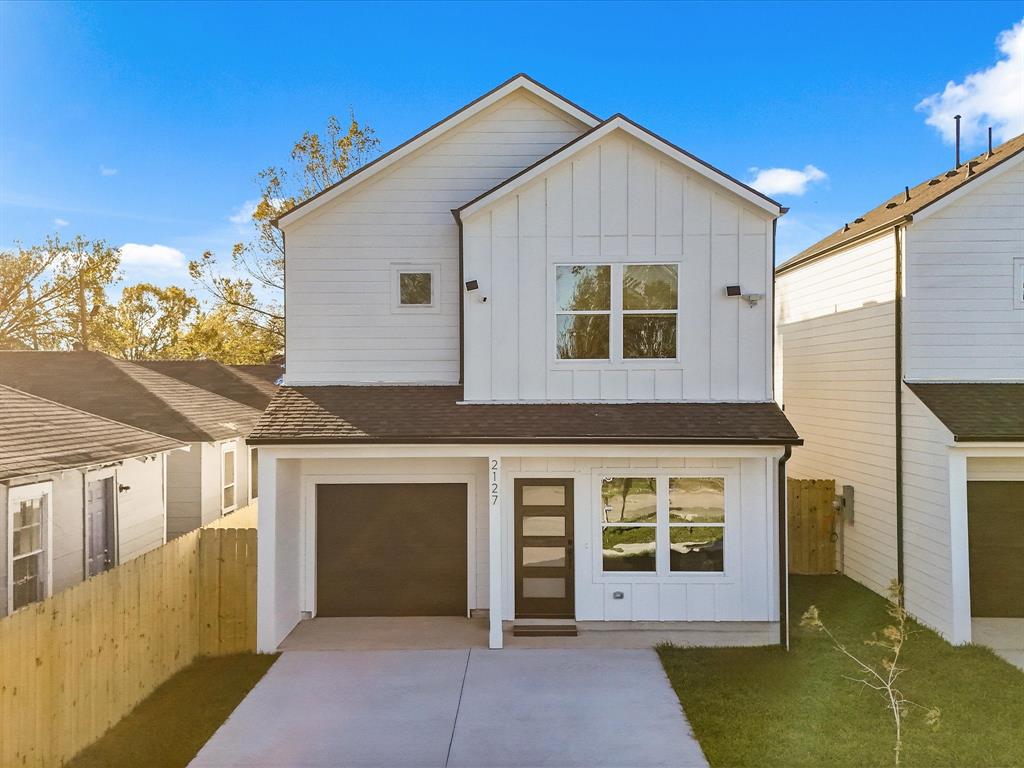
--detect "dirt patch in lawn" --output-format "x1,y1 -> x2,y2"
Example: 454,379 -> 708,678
67,653 -> 278,768
659,575 -> 1024,768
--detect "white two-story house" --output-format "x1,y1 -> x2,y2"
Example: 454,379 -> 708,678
250,75 -> 800,652
776,132 -> 1023,652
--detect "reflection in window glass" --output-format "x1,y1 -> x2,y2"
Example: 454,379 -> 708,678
669,526 -> 724,572
522,546 -> 566,567
521,485 -> 566,506
556,315 -> 610,360
399,272 -> 432,305
11,493 -> 48,610
523,516 -> 565,537
522,577 -> 565,598
623,265 -> 678,310
602,527 -> 656,572
601,477 -> 657,522
669,477 -> 725,523
623,314 -> 677,359
556,265 -> 610,310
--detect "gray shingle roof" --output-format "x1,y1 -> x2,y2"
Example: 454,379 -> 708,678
778,132 -> 1024,273
0,351 -> 263,443
248,386 -> 801,445
906,382 -> 1024,442
136,360 -> 278,409
0,385 -> 184,481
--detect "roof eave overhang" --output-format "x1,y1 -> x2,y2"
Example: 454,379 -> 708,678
247,436 -> 803,446
275,74 -> 601,230
454,114 -> 783,222
776,215 -> 913,276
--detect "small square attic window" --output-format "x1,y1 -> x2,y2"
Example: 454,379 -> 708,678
399,272 -> 433,305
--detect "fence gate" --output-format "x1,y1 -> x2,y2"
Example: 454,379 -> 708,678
787,478 -> 837,574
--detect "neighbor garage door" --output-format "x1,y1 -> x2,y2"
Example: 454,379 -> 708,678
316,483 -> 467,617
967,481 -> 1024,618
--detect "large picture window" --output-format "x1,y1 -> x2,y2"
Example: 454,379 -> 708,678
555,263 -> 679,361
7,482 -> 51,612
600,474 -> 726,574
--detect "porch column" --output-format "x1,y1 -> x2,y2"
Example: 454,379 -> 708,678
256,449 -> 278,653
488,456 -> 503,649
948,451 -> 972,644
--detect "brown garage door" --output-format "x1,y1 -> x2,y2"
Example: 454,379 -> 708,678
316,483 -> 467,617
967,481 -> 1024,618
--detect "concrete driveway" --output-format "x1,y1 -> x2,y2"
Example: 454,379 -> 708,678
189,649 -> 708,768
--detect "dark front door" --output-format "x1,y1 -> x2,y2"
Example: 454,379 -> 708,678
316,483 -> 467,617
86,476 -> 115,577
967,481 -> 1024,618
515,478 -> 574,619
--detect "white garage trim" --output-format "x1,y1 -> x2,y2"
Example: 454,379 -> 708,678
301,474 -> 478,619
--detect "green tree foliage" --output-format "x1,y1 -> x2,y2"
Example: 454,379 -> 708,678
93,283 -> 198,360
0,235 -> 120,350
190,112 -> 380,346
172,305 -> 280,364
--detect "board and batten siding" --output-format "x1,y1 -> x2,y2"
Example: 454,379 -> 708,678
776,232 -> 898,596
461,131 -> 774,402
904,155 -> 1024,381
282,91 -> 589,385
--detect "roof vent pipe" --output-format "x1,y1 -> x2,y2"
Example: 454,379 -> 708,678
954,115 -> 962,168
988,126 -> 993,158
904,186 -> 911,202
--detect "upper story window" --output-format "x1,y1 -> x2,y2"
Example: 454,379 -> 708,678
555,263 -> 679,361
391,264 -> 440,313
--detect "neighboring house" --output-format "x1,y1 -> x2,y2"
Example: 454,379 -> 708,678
249,74 -> 800,652
776,132 -> 1024,644
137,359 -> 279,503
0,385 -> 184,616
0,351 -> 263,538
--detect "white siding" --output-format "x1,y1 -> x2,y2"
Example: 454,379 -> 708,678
901,386 -> 954,636
462,131 -> 774,402
167,443 -> 202,538
500,455 -> 779,622
904,156 -> 1024,381
115,456 -> 166,562
283,91 -> 588,385
776,232 -> 898,596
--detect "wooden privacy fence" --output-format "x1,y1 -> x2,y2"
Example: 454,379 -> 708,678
788,478 -> 837,574
0,526 -> 257,768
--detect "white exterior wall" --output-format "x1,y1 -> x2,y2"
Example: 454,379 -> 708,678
901,386 -> 955,636
904,156 -> 1024,381
282,91 -> 588,385
776,233 -> 898,595
256,447 -> 780,651
1,455 -> 168,617
167,443 -> 202,537
462,131 -> 775,402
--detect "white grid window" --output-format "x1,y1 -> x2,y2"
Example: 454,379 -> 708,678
8,482 -> 51,612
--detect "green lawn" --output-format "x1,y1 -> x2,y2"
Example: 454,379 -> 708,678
68,653 -> 278,768
659,575 -> 1024,768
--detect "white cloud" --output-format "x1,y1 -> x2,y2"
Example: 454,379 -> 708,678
99,165 -> 118,176
53,218 -> 70,227
119,243 -> 186,271
229,199 -> 258,224
747,165 -> 827,196
916,19 -> 1024,146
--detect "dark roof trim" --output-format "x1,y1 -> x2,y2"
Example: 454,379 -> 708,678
952,434 -> 1024,443
275,73 -> 601,227
776,216 -> 911,276
248,435 -> 803,446
454,113 -> 783,220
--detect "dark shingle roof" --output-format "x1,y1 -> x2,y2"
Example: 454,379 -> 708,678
0,385 -> 184,481
230,364 -> 283,385
906,382 -> 1024,442
248,386 -> 801,445
777,132 -> 1024,273
0,351 -> 263,443
136,360 -> 278,409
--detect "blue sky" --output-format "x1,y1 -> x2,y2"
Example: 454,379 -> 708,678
1,1 -> 1022,294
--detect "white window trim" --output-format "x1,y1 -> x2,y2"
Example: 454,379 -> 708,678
1013,256 -> 1024,311
7,481 -> 53,613
247,446 -> 258,505
591,468 -> 737,583
390,263 -> 441,313
551,262 -> 682,366
221,442 -> 237,515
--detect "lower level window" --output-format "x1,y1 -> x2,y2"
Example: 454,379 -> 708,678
222,445 -> 237,513
601,475 -> 726,574
8,483 -> 50,612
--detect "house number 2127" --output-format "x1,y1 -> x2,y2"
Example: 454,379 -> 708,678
490,459 -> 499,505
